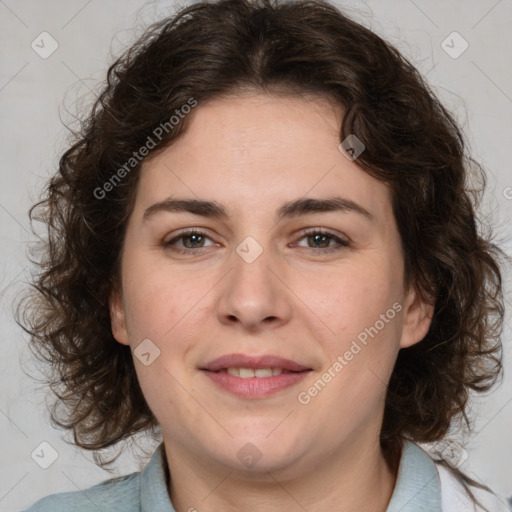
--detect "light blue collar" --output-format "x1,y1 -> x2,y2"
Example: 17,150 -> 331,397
385,440 -> 442,512
139,442 -> 176,511
140,440 -> 442,511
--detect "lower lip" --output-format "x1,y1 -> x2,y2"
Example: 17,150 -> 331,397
201,370 -> 311,398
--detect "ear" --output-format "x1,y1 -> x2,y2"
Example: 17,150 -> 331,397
109,288 -> 129,346
399,285 -> 434,349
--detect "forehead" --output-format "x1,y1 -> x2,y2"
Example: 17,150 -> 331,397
169,91 -> 344,165
135,92 -> 393,224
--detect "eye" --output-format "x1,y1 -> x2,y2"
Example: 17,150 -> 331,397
163,229 -> 217,254
294,228 -> 350,253
162,228 -> 350,255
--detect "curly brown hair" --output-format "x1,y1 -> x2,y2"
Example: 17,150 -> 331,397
18,0 -> 505,488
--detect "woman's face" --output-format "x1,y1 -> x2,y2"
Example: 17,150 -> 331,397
110,92 -> 432,475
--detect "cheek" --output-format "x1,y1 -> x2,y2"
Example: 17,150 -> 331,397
121,270 -> 204,430
297,261 -> 403,409
121,250 -> 202,342
303,264 -> 402,343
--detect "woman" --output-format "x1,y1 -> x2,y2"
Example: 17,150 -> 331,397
20,0 -> 510,510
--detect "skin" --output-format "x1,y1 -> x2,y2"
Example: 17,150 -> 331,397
110,91 -> 433,512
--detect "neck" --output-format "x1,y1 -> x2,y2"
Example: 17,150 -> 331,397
163,435 -> 399,512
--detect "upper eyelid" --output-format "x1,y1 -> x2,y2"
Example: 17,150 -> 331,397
166,227 -> 349,246
166,226 -> 346,238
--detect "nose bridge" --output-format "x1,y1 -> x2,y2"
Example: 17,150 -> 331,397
215,232 -> 291,328
231,233 -> 275,298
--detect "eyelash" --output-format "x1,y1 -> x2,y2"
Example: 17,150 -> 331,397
163,228 -> 350,255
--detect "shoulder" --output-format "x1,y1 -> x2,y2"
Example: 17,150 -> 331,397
436,462 -> 512,512
22,472 -> 141,512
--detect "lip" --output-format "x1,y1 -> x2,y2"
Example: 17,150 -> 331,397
200,353 -> 312,399
202,370 -> 311,398
200,353 -> 311,372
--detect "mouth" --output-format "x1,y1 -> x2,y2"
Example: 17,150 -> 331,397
200,353 -> 313,398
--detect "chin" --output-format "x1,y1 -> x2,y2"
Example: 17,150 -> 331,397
220,433 -> 307,472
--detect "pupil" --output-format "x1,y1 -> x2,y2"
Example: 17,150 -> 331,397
312,234 -> 327,248
187,234 -> 202,247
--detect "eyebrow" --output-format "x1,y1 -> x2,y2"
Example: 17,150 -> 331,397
143,196 -> 374,222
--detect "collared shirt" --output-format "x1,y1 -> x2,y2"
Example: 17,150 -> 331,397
23,440 -> 511,512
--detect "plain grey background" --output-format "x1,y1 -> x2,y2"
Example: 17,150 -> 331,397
0,1 -> 511,511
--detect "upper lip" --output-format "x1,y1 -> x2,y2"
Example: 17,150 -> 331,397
201,353 -> 311,372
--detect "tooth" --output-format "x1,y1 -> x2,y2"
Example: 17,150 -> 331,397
255,368 -> 272,378
225,367 -> 284,378
239,368 -> 256,378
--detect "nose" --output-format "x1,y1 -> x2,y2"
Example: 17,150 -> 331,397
215,242 -> 293,332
